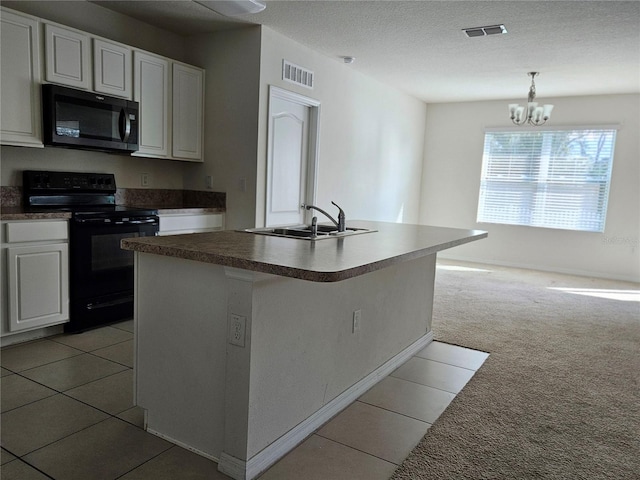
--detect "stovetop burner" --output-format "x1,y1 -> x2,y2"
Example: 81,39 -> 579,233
23,170 -> 157,218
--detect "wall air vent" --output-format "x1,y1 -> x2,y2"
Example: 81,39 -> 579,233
463,24 -> 507,37
282,60 -> 314,89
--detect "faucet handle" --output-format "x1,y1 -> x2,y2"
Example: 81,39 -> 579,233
331,201 -> 346,231
331,201 -> 345,217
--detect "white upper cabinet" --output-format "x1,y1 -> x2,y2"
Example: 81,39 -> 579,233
44,23 -> 90,90
172,63 -> 204,162
133,51 -> 170,157
0,9 -> 43,147
0,7 -> 205,159
93,38 -> 132,99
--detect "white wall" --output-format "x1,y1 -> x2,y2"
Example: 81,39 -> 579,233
419,94 -> 640,282
182,26 -> 427,230
183,28 -> 262,230
0,146 -> 185,189
255,27 -> 426,227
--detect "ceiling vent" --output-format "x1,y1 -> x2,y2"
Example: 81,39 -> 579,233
463,24 -> 507,37
282,60 -> 314,89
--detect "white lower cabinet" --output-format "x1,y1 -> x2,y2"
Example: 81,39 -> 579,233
7,243 -> 69,332
1,220 -> 70,337
158,213 -> 224,235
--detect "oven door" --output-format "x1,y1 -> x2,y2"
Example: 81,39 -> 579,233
68,216 -> 158,331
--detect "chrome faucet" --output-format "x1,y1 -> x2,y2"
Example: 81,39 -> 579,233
302,201 -> 346,232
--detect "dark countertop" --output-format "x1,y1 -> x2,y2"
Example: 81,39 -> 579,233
0,207 -> 73,220
121,220 -> 487,282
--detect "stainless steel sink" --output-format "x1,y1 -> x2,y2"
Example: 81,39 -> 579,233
242,225 -> 375,240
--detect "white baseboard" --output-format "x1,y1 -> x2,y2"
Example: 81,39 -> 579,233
1,324 -> 64,347
438,253 -> 639,283
146,428 -> 219,463
218,331 -> 434,480
218,452 -> 248,479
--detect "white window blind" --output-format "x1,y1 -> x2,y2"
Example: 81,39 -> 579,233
477,128 -> 617,232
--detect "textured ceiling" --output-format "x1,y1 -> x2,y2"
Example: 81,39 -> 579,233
92,0 -> 640,103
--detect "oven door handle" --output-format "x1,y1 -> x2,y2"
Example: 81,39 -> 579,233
87,295 -> 134,310
113,218 -> 158,225
75,217 -> 158,225
74,218 -> 111,224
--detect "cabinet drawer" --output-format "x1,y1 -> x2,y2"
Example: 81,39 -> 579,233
5,221 -> 68,243
159,214 -> 223,233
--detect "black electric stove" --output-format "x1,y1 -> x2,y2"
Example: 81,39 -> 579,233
23,170 -> 159,332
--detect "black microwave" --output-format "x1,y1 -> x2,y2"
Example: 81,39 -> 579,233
42,84 -> 139,153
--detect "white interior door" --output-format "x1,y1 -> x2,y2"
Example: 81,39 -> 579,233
266,87 -> 320,227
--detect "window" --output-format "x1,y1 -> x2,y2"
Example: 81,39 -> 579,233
477,127 -> 617,232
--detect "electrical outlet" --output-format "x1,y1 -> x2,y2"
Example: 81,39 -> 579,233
205,175 -> 213,189
229,313 -> 246,347
140,173 -> 150,187
352,309 -> 362,333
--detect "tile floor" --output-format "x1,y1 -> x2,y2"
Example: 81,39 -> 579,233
1,321 -> 488,480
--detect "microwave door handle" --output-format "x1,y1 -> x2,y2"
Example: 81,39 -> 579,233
119,108 -> 131,143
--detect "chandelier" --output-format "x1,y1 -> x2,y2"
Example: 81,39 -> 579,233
509,72 -> 554,126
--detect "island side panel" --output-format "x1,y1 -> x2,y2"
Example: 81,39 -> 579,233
134,252 -> 229,458
245,253 -> 436,458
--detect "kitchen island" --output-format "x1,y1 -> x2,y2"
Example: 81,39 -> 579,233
121,220 -> 486,480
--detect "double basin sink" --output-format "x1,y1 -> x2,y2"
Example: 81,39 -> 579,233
243,224 -> 375,240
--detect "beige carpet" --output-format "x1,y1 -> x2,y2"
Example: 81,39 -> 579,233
392,261 -> 640,479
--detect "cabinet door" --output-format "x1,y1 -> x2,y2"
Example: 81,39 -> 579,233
133,51 -> 170,157
94,39 -> 132,99
44,24 -> 90,89
172,63 -> 204,161
158,213 -> 224,235
0,9 -> 43,147
7,243 -> 69,332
